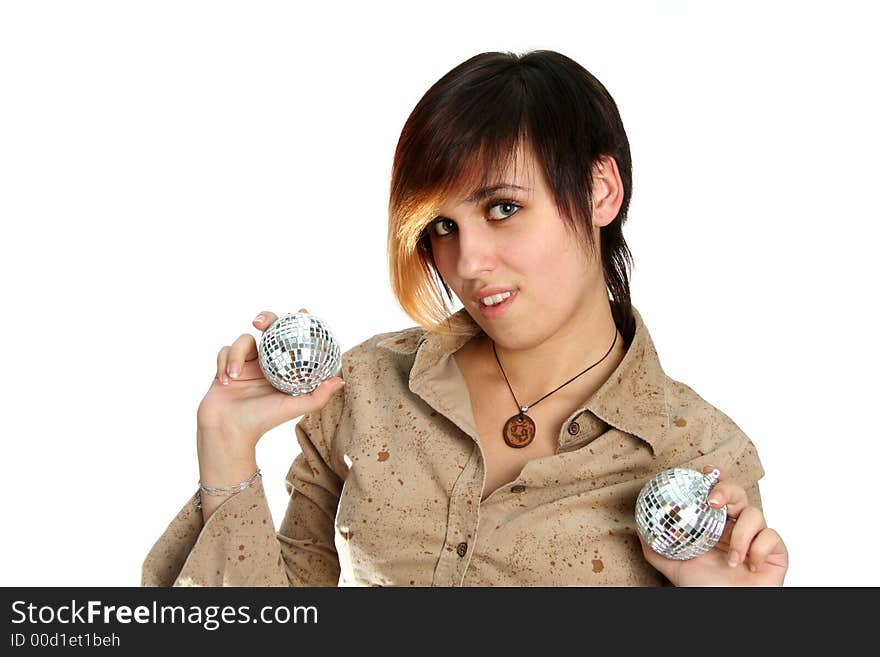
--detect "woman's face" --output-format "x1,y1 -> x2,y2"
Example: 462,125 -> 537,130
426,144 -> 619,351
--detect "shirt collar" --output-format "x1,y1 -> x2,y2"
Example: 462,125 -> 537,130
377,303 -> 670,456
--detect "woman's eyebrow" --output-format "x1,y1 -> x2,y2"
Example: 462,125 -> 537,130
464,184 -> 531,203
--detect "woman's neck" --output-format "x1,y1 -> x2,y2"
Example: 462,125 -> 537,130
473,302 -> 625,406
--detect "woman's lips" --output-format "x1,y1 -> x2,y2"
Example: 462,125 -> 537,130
477,290 -> 517,318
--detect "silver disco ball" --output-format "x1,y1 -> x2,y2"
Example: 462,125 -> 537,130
257,311 -> 341,396
635,467 -> 727,560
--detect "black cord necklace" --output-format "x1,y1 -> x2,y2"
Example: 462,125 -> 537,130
493,327 -> 620,448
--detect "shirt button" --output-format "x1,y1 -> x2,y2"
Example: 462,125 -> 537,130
567,421 -> 580,435
456,542 -> 468,557
510,484 -> 526,493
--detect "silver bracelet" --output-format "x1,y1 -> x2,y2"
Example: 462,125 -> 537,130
192,468 -> 261,510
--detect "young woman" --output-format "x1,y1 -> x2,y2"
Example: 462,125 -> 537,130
142,50 -> 787,587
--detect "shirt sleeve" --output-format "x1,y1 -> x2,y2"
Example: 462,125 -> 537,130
699,431 -> 765,513
141,386 -> 347,587
666,426 -> 764,518
649,425 -> 765,587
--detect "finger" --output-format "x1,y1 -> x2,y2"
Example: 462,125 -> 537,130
702,464 -> 725,479
252,310 -> 279,331
725,506 -> 766,568
706,481 -> 750,518
743,527 -> 787,573
699,465 -> 747,546
281,376 -> 346,415
216,345 -> 231,385
717,515 -> 737,546
226,332 -> 258,379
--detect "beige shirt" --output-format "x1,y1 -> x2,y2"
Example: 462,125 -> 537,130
142,304 -> 764,587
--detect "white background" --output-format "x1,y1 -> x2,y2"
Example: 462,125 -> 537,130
2,1 -> 877,587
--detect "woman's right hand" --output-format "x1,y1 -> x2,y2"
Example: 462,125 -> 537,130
196,308 -> 346,461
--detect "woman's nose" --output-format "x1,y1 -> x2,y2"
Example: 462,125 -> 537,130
455,224 -> 497,279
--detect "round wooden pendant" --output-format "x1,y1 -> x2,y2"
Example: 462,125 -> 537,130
503,413 -> 536,448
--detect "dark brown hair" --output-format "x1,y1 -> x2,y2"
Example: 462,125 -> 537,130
387,49 -> 635,344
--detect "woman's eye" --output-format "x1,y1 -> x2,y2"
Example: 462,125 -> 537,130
431,218 -> 456,237
488,201 -> 521,220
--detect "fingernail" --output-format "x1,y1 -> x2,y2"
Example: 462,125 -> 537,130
708,496 -> 721,507
749,563 -> 757,573
254,314 -> 264,323
727,550 -> 740,567
222,375 -> 229,385
229,365 -> 239,378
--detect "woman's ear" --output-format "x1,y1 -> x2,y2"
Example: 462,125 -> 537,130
590,155 -> 624,228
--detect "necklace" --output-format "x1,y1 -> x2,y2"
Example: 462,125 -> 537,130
492,326 -> 620,448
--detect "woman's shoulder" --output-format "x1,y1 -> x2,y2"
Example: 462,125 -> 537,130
657,374 -> 765,498
663,376 -> 747,435
659,374 -> 761,466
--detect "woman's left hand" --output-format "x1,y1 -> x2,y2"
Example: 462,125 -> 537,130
637,465 -> 789,586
